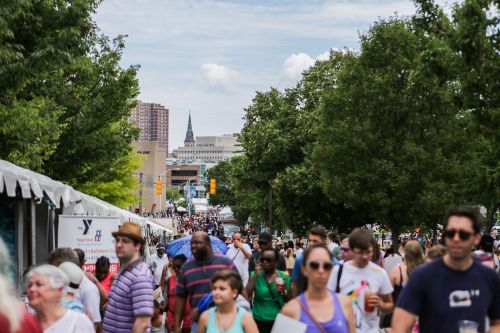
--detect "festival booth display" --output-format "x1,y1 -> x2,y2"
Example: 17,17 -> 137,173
0,159 -> 83,292
0,159 -> 172,291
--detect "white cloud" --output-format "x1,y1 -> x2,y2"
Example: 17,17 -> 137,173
282,53 -> 315,80
282,49 -> 337,80
201,63 -> 238,89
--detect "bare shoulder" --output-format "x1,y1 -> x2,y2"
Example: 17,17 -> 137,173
280,298 -> 301,320
199,309 -> 210,324
337,293 -> 352,308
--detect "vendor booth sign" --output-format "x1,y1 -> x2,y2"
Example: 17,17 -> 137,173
58,215 -> 120,273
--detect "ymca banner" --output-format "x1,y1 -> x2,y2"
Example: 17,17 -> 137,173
58,215 -> 120,273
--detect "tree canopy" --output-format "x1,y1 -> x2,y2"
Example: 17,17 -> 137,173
0,0 -> 141,207
209,0 -> 498,234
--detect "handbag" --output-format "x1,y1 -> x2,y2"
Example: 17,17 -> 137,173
297,299 -> 328,333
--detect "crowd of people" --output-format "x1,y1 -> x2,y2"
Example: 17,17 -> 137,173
0,205 -> 499,333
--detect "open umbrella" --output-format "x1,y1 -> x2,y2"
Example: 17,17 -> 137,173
166,235 -> 228,259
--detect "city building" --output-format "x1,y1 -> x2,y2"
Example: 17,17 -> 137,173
129,100 -> 169,151
133,141 -> 167,212
172,113 -> 242,163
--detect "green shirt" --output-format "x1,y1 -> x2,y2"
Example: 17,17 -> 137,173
250,270 -> 291,321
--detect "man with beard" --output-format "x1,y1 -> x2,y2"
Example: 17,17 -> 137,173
174,231 -> 238,333
103,222 -> 154,333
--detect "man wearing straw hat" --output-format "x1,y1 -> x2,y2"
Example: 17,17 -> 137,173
103,222 -> 154,333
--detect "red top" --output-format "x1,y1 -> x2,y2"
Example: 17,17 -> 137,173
99,272 -> 115,295
0,311 -> 42,333
167,275 -> 191,327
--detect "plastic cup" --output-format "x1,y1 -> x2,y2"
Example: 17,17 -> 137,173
458,320 -> 479,333
276,277 -> 285,292
364,291 -> 376,313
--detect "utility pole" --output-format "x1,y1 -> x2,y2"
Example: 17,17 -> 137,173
268,187 -> 273,227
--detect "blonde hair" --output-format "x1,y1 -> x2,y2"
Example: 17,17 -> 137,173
404,241 -> 425,277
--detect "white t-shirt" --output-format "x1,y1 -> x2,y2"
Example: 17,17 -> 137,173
226,243 -> 251,280
45,309 -> 94,333
148,253 -> 170,285
327,261 -> 394,333
75,274 -> 101,323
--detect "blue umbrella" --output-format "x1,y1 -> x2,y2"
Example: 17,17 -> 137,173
166,235 -> 228,259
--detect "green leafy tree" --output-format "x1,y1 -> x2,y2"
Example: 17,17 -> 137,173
0,0 -> 141,207
314,18 -> 470,238
414,0 -> 499,227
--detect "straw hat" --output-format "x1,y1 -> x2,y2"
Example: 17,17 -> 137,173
112,222 -> 145,244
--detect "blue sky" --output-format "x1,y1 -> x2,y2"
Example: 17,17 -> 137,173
94,0 -> 452,152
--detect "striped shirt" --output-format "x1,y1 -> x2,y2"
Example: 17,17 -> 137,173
176,253 -> 237,308
103,259 -> 154,333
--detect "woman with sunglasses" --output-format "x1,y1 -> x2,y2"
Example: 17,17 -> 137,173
246,248 -> 291,333
281,244 -> 355,333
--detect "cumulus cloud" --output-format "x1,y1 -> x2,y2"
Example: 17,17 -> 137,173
201,63 -> 238,89
282,53 -> 315,80
282,48 -> 358,81
282,49 -> 337,80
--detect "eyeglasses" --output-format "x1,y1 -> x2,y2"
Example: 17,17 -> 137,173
260,257 -> 275,263
308,261 -> 334,271
443,229 -> 473,241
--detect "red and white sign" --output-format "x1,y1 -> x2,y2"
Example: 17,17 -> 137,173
58,216 -> 121,273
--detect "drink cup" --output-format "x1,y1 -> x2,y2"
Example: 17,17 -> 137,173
364,291 -> 376,313
458,320 -> 479,333
276,277 -> 285,292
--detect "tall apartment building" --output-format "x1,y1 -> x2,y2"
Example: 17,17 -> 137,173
129,100 -> 169,151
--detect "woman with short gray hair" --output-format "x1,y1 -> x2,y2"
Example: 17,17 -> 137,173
26,265 -> 94,332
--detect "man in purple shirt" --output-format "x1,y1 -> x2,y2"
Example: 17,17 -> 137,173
103,222 -> 154,333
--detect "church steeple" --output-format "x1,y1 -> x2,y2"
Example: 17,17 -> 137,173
184,111 -> 195,143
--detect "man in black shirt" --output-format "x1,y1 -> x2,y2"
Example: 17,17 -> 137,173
248,232 -> 286,273
392,206 -> 500,333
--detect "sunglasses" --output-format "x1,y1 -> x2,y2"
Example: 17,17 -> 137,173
260,256 -> 275,263
308,261 -> 334,271
258,241 -> 269,245
341,247 -> 350,253
443,229 -> 473,241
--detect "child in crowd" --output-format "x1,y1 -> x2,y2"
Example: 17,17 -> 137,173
197,270 -> 258,333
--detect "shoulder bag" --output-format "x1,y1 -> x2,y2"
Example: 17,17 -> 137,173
297,299 -> 328,333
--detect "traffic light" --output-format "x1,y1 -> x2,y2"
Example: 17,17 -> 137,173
209,178 -> 216,195
156,179 -> 162,195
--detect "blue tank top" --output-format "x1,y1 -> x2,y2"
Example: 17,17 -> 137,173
206,306 -> 246,333
299,291 -> 349,333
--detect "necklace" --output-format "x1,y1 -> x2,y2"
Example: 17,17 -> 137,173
215,305 -> 237,332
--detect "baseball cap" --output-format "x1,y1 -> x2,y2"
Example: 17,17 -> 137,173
59,262 -> 83,294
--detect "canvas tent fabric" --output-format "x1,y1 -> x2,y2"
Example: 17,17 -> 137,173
0,159 -> 172,234
0,159 -> 81,208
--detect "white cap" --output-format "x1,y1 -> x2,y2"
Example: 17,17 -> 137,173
59,262 -> 83,294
